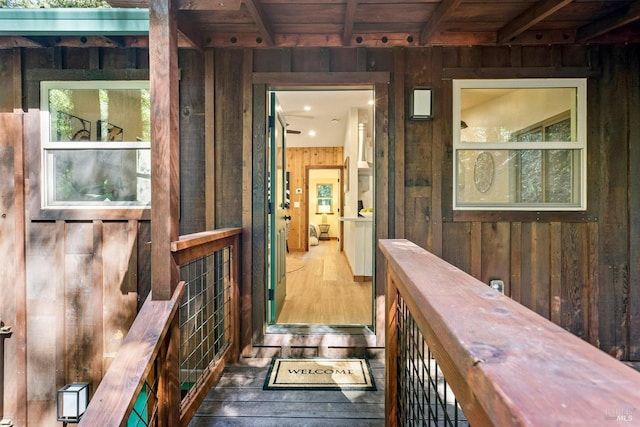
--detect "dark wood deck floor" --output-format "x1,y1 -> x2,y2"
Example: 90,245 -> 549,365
188,358 -> 386,426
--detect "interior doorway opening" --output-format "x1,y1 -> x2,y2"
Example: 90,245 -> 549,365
267,87 -> 375,330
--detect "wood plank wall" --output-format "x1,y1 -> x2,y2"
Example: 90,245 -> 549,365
222,45 -> 639,359
1,40 -> 639,426
0,47 -> 155,427
286,147 -> 343,251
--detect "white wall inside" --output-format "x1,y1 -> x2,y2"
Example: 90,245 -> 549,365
309,169 -> 340,238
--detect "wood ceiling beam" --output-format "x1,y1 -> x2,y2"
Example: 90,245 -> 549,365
497,0 -> 573,44
109,0 -> 242,8
242,0 -> 274,46
419,0 -> 463,45
179,0 -> 241,10
0,36 -> 43,48
178,29 -> 204,50
343,0 -> 358,46
51,36 -> 123,47
577,0 -> 640,42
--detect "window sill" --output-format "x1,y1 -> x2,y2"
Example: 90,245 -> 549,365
31,206 -> 150,221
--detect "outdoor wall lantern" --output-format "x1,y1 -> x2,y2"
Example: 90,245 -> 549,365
56,383 -> 89,424
409,87 -> 433,120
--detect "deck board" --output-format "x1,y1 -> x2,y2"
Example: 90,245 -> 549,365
188,358 -> 385,426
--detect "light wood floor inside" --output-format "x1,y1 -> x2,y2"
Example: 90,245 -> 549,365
277,240 -> 373,326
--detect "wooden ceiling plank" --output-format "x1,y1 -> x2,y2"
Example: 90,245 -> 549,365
343,0 -> 358,46
419,0 -> 463,45
242,0 -> 275,46
577,0 -> 640,42
497,0 -> 573,44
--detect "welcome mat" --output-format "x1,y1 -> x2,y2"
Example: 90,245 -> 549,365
264,358 -> 376,391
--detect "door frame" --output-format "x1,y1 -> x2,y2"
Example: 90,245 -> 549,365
305,165 -> 344,252
244,72 -> 390,353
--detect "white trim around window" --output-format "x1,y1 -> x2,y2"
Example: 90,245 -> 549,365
40,80 -> 151,211
452,78 -> 587,211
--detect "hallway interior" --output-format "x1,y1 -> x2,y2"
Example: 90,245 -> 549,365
277,240 -> 373,326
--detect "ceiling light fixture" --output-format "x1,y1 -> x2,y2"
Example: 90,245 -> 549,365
304,105 -> 311,111
308,130 -> 316,137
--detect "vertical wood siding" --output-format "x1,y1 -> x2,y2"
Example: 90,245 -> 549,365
0,47 -> 151,426
231,45 -> 639,358
2,40 -> 640,426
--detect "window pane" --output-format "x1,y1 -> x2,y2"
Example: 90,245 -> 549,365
457,149 -> 580,208
460,87 -> 577,143
317,184 -> 333,198
49,88 -> 150,142
46,149 -> 151,206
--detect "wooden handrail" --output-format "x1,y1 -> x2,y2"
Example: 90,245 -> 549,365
173,227 -> 242,426
80,281 -> 185,427
171,227 -> 242,265
81,227 -> 243,427
381,239 -> 640,426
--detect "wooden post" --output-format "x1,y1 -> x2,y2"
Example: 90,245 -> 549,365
385,261 -> 398,426
158,315 -> 181,427
231,234 -> 241,361
150,0 -> 180,300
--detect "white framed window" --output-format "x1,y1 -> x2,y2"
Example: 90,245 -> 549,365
317,183 -> 333,213
453,78 -> 587,211
40,80 -> 151,210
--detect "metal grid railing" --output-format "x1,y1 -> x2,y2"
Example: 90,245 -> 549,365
397,293 -> 469,427
126,360 -> 159,427
178,247 -> 232,405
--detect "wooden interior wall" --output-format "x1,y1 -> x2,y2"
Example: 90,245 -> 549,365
286,147 -> 343,251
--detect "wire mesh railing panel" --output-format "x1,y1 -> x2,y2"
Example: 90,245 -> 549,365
178,247 -> 232,404
126,359 -> 159,427
397,293 -> 469,427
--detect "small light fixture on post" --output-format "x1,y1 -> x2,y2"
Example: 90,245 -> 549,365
56,383 -> 89,425
409,87 -> 433,120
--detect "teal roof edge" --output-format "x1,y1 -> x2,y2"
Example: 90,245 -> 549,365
0,8 -> 149,36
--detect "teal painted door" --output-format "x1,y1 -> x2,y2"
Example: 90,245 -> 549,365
267,92 -> 287,323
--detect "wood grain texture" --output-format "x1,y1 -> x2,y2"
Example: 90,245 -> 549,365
277,240 -> 373,325
178,49 -> 207,235
595,45 -> 630,358
380,239 -> 640,427
0,113 -> 26,425
150,0 -> 180,300
214,48 -> 244,229
628,44 -> 640,360
189,359 -> 385,425
79,281 -> 185,427
286,147 -> 343,251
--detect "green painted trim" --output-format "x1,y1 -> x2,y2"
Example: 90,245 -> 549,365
0,8 -> 149,36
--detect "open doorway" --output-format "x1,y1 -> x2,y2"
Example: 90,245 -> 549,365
268,88 -> 375,328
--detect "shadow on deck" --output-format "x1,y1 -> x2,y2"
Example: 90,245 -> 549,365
188,358 -> 386,426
